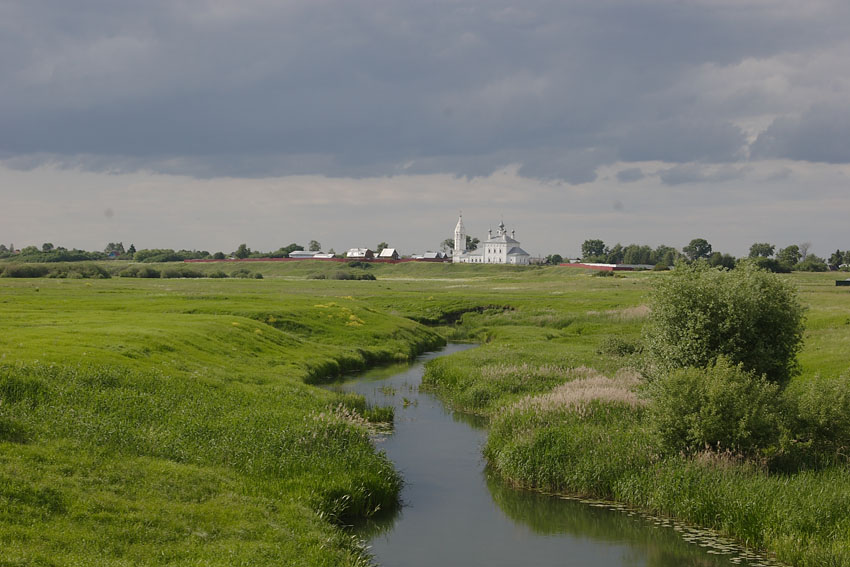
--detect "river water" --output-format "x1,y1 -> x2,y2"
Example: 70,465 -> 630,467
329,344 -> 779,567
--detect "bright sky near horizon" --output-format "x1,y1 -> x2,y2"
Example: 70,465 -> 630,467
1,1 -> 848,258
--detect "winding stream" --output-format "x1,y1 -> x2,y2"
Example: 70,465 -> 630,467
330,344 -> 779,567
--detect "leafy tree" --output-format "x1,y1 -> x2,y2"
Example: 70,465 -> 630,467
104,242 -> 125,255
581,239 -> 606,261
545,254 -> 563,265
234,244 -> 251,259
828,250 -> 845,269
654,245 -> 680,266
707,252 -> 737,270
799,242 -> 811,261
308,240 -> 322,252
376,242 -> 389,253
623,244 -> 652,265
682,238 -> 712,261
777,245 -> 801,267
442,236 -> 479,252
748,242 -> 775,258
644,261 -> 805,385
606,243 -> 624,264
795,255 -> 828,272
212,252 -> 226,260
20,246 -> 39,255
752,258 -> 790,273
127,244 -> 136,255
269,243 -> 303,258
42,243 -> 54,253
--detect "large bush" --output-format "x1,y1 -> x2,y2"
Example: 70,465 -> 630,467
644,261 -> 805,384
0,264 -> 50,278
648,358 -> 782,456
782,372 -> 850,466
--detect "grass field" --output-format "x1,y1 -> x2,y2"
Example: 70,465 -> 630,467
2,260 -> 849,565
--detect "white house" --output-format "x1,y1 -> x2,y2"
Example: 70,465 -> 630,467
346,248 -> 374,259
451,214 -> 531,265
378,248 -> 400,259
288,250 -> 318,259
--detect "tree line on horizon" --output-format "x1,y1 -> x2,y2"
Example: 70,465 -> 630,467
2,237 -> 849,272
578,238 -> 850,272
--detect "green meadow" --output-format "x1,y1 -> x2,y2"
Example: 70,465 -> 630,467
1,260 -> 849,565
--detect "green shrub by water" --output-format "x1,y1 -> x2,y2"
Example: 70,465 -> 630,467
644,261 -> 805,384
647,358 -> 782,457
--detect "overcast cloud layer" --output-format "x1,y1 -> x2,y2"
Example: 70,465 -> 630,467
1,1 -> 849,255
3,0 -> 850,180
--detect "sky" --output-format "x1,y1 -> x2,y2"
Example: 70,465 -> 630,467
1,0 -> 849,258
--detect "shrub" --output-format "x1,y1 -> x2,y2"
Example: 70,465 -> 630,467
253,272 -> 264,279
208,270 -> 228,278
230,268 -> 255,279
161,266 -> 203,279
648,358 -> 782,456
751,257 -> 791,273
0,264 -> 50,278
596,336 -> 642,357
644,261 -> 805,384
652,263 -> 669,271
782,371 -> 850,466
65,263 -> 111,279
137,267 -> 161,278
794,257 -> 828,272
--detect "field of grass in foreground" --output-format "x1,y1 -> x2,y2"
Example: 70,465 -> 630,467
2,262 -> 849,565
0,274 -> 449,566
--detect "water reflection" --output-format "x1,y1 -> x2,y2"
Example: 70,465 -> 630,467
330,345 -> 775,567
486,472 -> 755,567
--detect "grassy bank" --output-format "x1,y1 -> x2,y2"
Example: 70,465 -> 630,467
420,269 -> 850,566
0,275 -> 445,566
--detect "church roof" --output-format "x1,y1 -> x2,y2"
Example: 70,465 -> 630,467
507,247 -> 530,256
454,214 -> 465,233
486,233 -> 520,244
461,248 -> 484,256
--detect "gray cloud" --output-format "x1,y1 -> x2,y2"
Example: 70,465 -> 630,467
1,1 -> 849,181
659,164 -> 749,186
616,168 -> 645,183
751,104 -> 850,163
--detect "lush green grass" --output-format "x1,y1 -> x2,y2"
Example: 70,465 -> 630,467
2,262 -> 849,565
416,267 -> 850,566
0,275 -> 448,566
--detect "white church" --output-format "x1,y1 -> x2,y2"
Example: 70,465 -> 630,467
451,214 -> 531,265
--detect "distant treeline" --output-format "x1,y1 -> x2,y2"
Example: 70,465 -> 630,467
580,239 -> 850,273
0,263 -> 263,280
0,242 -> 306,263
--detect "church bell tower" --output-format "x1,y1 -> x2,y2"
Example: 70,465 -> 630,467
453,212 -> 466,260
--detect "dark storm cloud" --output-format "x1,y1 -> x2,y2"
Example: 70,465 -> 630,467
751,104 -> 850,164
1,0 -> 849,181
